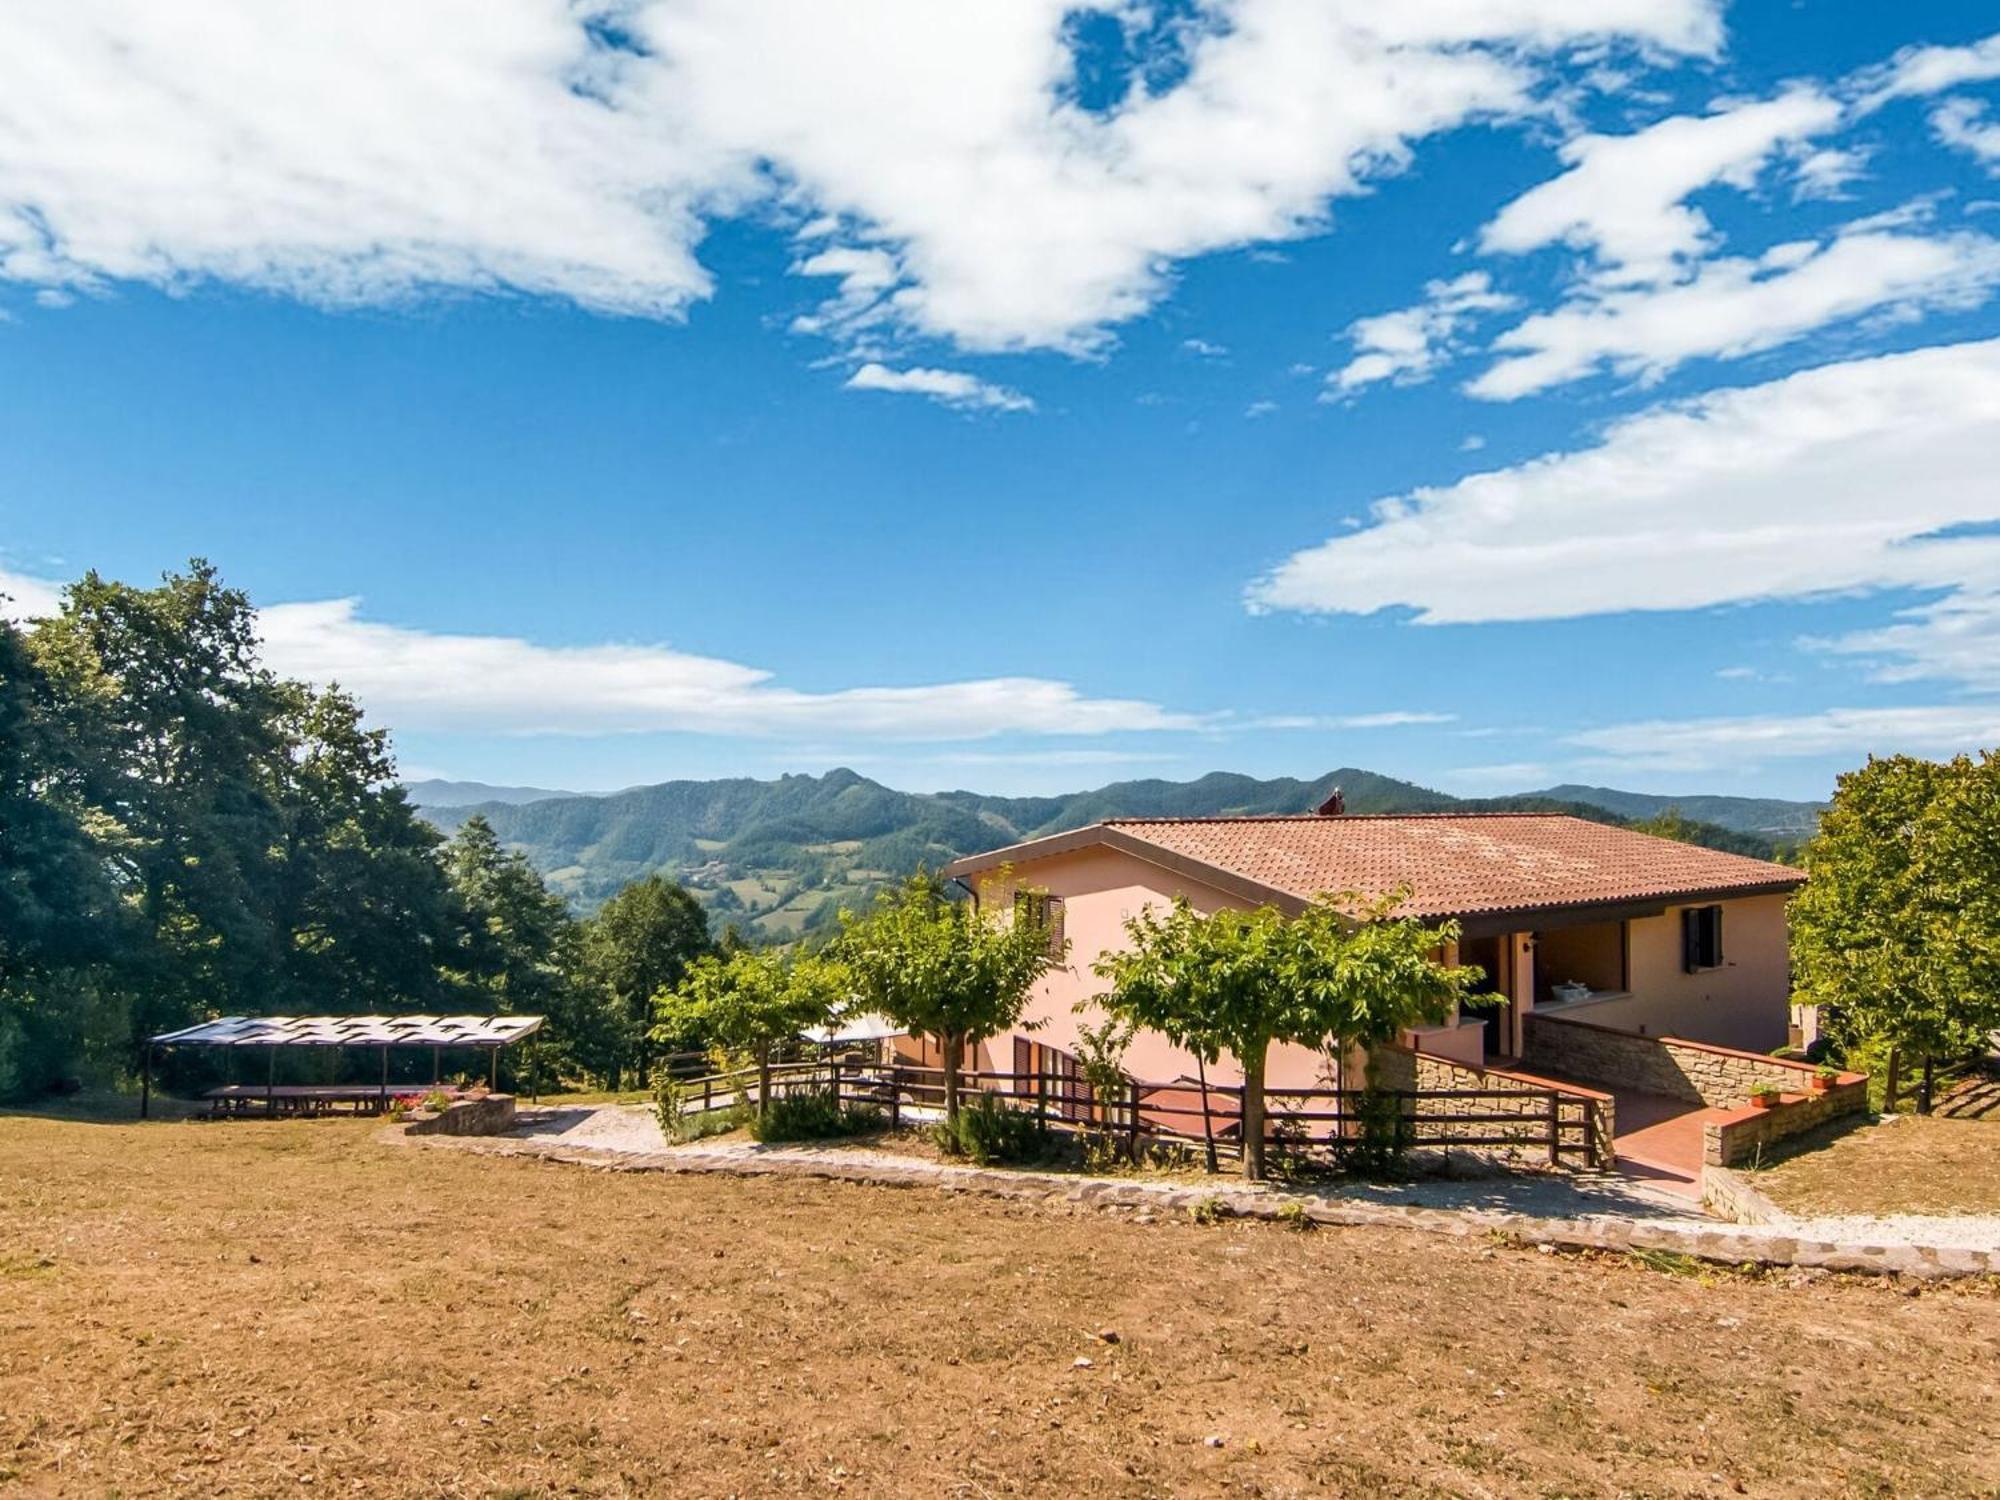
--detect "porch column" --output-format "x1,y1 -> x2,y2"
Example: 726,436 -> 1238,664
1508,932 -> 1535,1057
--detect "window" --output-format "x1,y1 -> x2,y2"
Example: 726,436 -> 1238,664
1013,890 -> 1065,960
1682,905 -> 1724,972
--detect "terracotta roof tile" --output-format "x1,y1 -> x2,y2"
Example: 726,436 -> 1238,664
1053,814 -> 1800,918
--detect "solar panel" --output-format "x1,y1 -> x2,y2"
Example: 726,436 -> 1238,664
148,1014 -> 544,1047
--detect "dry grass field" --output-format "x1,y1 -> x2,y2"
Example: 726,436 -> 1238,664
3,1105 -> 1998,1499
1751,1113 -> 2000,1217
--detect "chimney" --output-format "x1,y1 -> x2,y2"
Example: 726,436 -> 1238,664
1315,787 -> 1345,816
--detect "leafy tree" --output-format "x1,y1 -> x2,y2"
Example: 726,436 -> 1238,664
576,874 -> 712,1085
653,946 -> 846,1119
2,560 -> 588,1098
0,617 -> 126,1094
839,872 -> 1062,1122
30,563 -> 288,1042
442,814 -> 575,1016
1791,752 -> 2000,1112
266,682 -> 458,1013
1629,806 -> 1788,862
1094,892 -> 1473,1180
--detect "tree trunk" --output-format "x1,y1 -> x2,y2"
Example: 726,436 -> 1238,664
1240,1047 -> 1268,1182
942,1032 -> 963,1122
1882,1047 -> 1903,1112
1917,1054 -> 1936,1116
1195,1052 -> 1218,1175
756,1042 -> 771,1121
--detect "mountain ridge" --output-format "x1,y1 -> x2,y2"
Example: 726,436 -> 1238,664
403,778 -> 589,808
416,766 -> 1815,937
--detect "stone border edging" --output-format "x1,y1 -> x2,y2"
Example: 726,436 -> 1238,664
1701,1164 -> 1794,1227
405,1130 -> 1998,1280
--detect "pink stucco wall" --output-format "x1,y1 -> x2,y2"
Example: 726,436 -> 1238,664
971,847 -> 1339,1090
970,847 -> 1797,1082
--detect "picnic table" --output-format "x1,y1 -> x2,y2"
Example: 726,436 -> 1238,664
203,1084 -> 448,1117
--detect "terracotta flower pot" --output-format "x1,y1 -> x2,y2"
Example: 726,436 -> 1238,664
1809,1075 -> 1833,1093
1749,1091 -> 1780,1109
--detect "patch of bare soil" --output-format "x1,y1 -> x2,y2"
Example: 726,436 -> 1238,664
1752,1112 -> 2000,1217
2,1108 -> 1997,1498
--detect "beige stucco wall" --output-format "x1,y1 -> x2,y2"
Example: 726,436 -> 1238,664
972,848 -> 1339,1091
1529,893 -> 1791,1052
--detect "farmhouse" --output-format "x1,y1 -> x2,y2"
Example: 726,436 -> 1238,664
939,810 -> 1806,1104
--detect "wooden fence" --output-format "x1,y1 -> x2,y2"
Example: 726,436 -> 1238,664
661,1055 -> 1609,1170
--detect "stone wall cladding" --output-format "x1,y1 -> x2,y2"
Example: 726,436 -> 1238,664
1525,1012 -> 1863,1110
1522,1012 -> 1868,1168
1703,1080 -> 1868,1167
1701,1165 -> 1793,1226
404,1093 -> 516,1136
1403,1047 -> 1615,1163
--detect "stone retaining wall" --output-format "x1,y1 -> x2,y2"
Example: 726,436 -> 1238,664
404,1093 -> 516,1136
1701,1165 -> 1792,1226
1704,1079 -> 1869,1167
1524,1012 -> 1861,1109
1403,1047 -> 1615,1161
1522,1012 -> 1869,1167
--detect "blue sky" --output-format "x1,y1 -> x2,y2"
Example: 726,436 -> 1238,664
4,1 -> 2000,799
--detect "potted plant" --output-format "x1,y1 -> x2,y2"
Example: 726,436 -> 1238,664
1747,1082 -> 1783,1109
1810,1065 -> 1838,1092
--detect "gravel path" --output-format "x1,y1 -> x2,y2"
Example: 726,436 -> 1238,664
500,1104 -> 1999,1249
473,1104 -> 1997,1272
1740,1211 -> 1999,1251
504,1103 -> 1709,1224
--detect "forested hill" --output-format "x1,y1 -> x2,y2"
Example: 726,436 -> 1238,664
1531,784 -> 1826,837
415,767 -> 1803,937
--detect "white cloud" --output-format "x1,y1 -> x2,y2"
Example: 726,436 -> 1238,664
1240,711 -> 1457,730
1468,225 -> 2000,398
1182,338 -> 1228,358
0,574 -> 1195,740
1328,272 -> 1514,393
1569,705 -> 2000,771
0,569 -> 62,619
1249,338 -> 2000,695
1932,97 -> 2000,170
1478,89 -> 1842,285
1244,399 -> 1279,418
0,0 -> 1721,355
1811,587 -> 2000,693
1790,144 -> 1869,201
265,598 -> 1202,739
0,2 -> 730,315
1857,32 -> 2000,107
843,362 -> 1034,412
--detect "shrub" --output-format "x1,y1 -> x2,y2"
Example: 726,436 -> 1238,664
420,1089 -> 452,1114
671,1103 -> 752,1143
1337,1084 -> 1412,1179
749,1088 -> 883,1144
1188,1195 -> 1225,1225
932,1092 -> 1049,1165
653,1065 -> 751,1143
